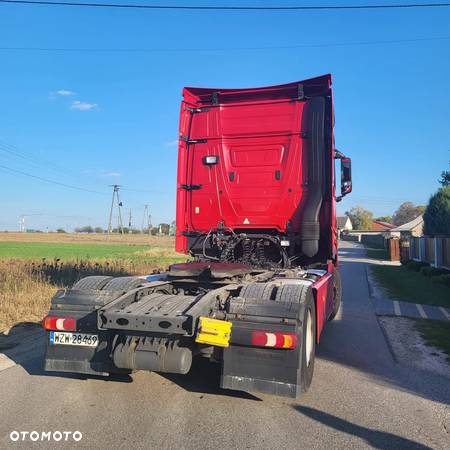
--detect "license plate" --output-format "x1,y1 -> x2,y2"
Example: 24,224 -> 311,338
49,331 -> 99,347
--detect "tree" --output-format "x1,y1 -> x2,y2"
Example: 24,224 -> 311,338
423,186 -> 450,236
439,161 -> 450,187
392,202 -> 425,226
159,223 -> 170,235
375,216 -> 392,224
345,206 -> 373,230
56,228 -> 66,233
75,225 -> 94,233
94,227 -> 104,234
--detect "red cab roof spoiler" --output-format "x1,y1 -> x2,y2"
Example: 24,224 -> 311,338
183,74 -> 332,106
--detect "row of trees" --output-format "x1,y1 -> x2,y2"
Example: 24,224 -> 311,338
71,223 -> 173,235
345,202 -> 426,231
346,162 -> 450,235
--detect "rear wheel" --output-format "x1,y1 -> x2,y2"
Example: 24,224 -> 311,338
328,267 -> 342,321
72,276 -> 113,290
102,276 -> 147,292
300,289 -> 316,393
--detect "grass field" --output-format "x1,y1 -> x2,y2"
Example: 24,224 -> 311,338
0,233 -> 187,331
0,232 -> 186,264
415,319 -> 450,363
0,242 -> 148,259
0,242 -> 186,264
370,265 -> 450,308
0,232 -> 173,245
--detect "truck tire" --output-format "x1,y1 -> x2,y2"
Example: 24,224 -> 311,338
275,284 -> 310,304
102,276 -> 147,292
328,267 -> 342,321
72,276 -> 113,290
239,283 -> 275,302
52,276 -> 146,310
300,288 -> 316,393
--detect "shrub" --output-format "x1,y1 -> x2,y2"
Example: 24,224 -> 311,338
423,186 -> 450,235
406,260 -> 429,272
420,266 -> 450,277
431,274 -> 450,287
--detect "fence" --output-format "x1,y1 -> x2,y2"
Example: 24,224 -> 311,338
410,236 -> 450,269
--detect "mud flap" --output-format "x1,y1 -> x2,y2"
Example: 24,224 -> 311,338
221,324 -> 302,398
43,321 -> 117,376
43,285 -> 126,376
221,283 -> 310,398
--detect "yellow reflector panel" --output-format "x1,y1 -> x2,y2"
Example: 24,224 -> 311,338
195,317 -> 232,348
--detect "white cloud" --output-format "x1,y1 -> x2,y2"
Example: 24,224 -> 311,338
56,89 -> 75,96
102,171 -> 121,177
165,139 -> 178,147
71,100 -> 98,111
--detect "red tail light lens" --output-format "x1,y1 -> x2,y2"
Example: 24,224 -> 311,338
251,331 -> 298,349
42,316 -> 76,331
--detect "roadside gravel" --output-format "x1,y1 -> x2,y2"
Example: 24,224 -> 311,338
378,316 -> 450,378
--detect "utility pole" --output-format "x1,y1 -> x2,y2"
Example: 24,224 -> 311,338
128,209 -> 132,233
142,204 -> 150,234
107,185 -> 124,235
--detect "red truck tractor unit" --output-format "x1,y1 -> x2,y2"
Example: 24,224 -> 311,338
43,74 -> 352,398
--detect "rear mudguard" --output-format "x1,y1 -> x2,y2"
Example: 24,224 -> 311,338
221,281 -> 312,398
44,287 -> 127,376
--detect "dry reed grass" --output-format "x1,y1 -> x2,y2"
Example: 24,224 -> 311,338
0,258 -> 173,332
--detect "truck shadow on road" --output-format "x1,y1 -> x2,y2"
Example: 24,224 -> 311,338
158,357 -> 262,401
294,406 -> 433,450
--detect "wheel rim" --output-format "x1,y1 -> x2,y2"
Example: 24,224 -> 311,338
305,309 -> 313,367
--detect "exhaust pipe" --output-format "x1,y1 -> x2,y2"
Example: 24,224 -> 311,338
301,97 -> 325,258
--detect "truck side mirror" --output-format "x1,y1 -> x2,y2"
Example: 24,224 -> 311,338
341,157 -> 352,197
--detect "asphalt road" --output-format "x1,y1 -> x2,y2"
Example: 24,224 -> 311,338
1,241 -> 449,449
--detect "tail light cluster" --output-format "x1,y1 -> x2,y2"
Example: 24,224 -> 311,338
251,331 -> 298,349
42,316 -> 76,332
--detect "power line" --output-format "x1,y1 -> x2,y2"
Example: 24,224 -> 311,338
0,138 -> 164,195
0,138 -> 119,188
0,163 -> 109,195
1,1 -> 450,11
0,140 -> 82,180
1,36 -> 450,53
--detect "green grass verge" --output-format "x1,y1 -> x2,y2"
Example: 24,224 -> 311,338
415,319 -> 450,363
371,265 -> 450,308
0,242 -> 186,264
365,247 -> 387,260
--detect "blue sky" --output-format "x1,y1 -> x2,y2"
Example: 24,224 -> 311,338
0,1 -> 449,231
